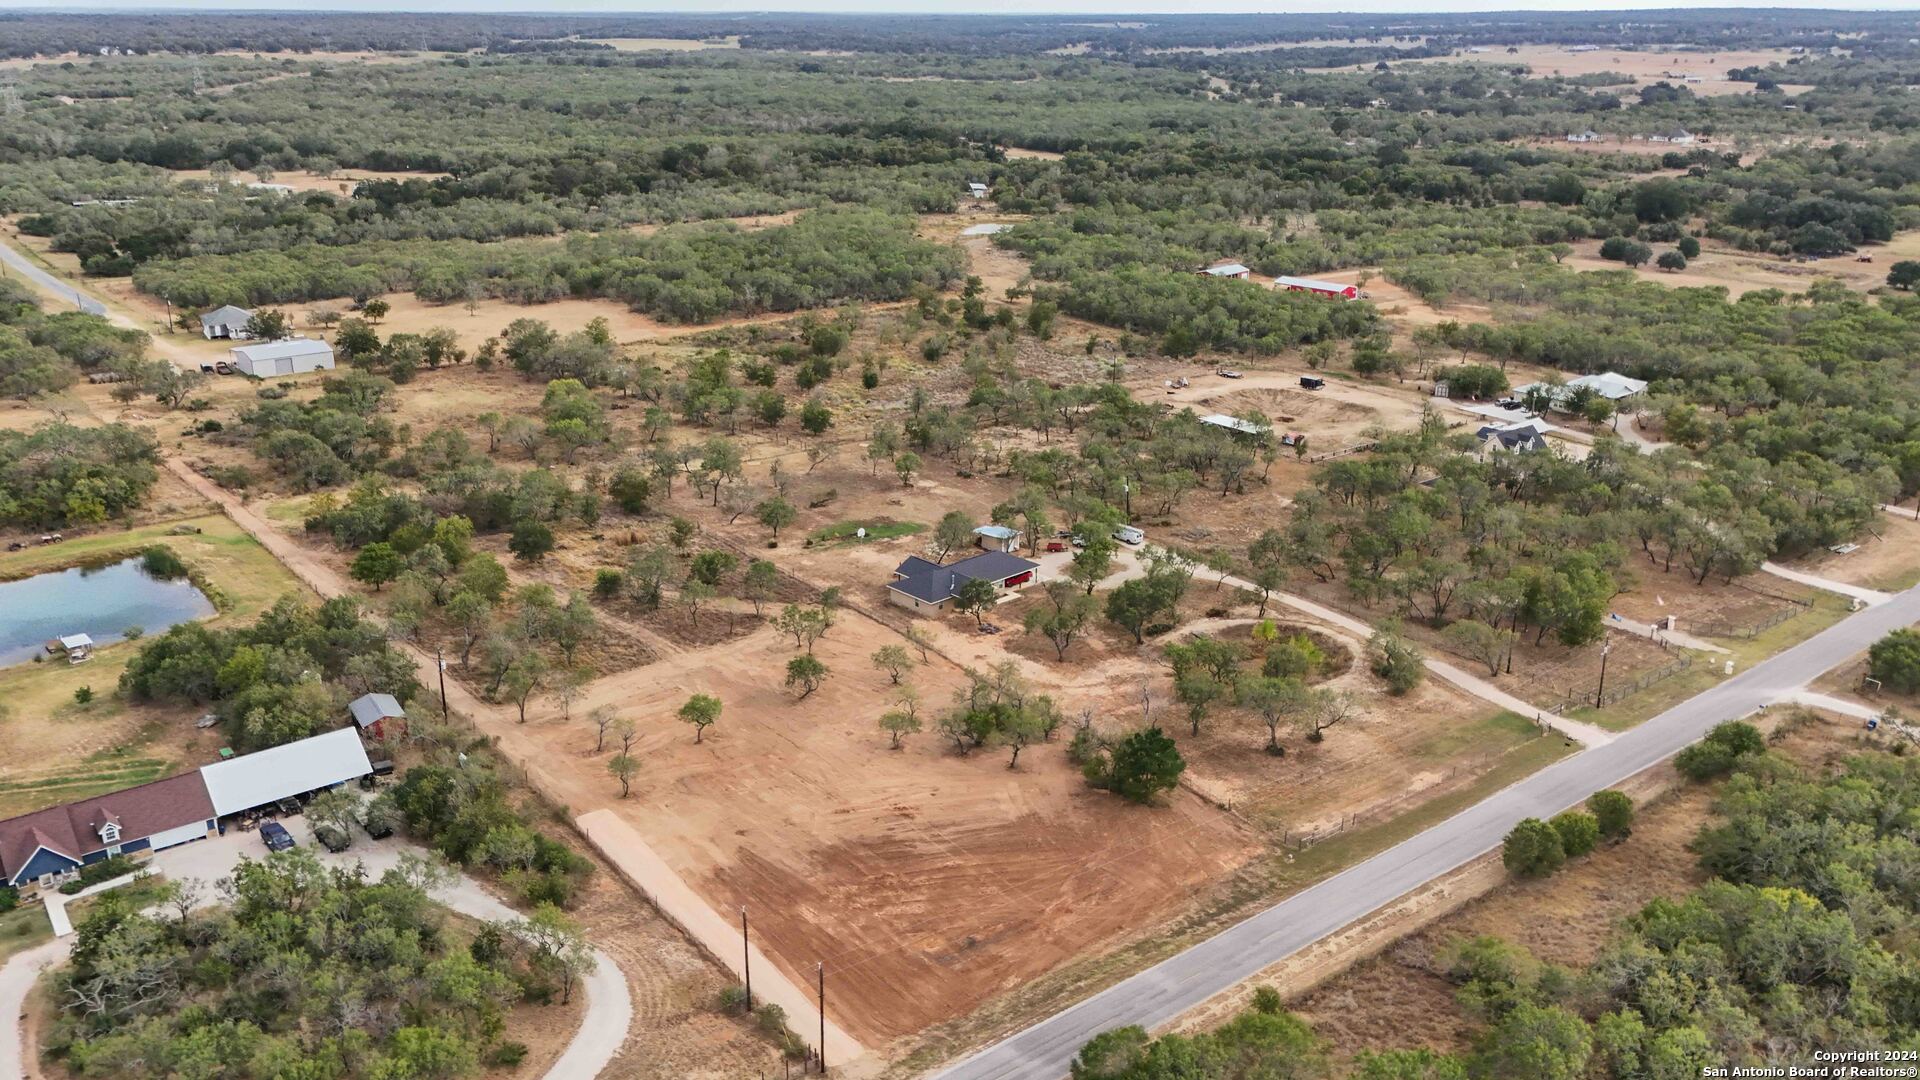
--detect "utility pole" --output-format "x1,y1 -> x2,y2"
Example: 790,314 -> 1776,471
741,906 -> 752,1007
435,647 -> 448,718
1594,639 -> 1612,709
816,961 -> 826,1075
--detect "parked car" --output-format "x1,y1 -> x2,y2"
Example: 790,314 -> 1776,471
214,361 -> 233,375
199,364 -> 216,374
314,825 -> 352,853
1113,525 -> 1146,546
1216,369 -> 1243,379
363,815 -> 394,840
1300,376 -> 1326,391
274,797 -> 301,817
259,821 -> 295,852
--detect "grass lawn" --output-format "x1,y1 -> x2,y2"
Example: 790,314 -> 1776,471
0,513 -> 310,820
1406,709 -> 1539,763
1571,591 -> 1854,732
808,518 -> 926,545
0,905 -> 53,966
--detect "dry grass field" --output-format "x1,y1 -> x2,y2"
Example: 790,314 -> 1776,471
1309,44 -> 1813,97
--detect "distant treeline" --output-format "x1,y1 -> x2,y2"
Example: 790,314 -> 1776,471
1,10 -> 1913,62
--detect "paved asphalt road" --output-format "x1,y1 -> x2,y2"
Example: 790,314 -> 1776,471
0,237 -> 106,315
935,585 -> 1920,1080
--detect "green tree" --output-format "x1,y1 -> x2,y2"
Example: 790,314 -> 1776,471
1471,1003 -> 1591,1080
1674,720 -> 1766,780
508,520 -> 555,562
1502,818 -> 1566,878
871,644 -> 914,684
1549,810 -> 1600,857
785,654 -> 828,699
1367,622 -> 1425,695
954,577 -> 1001,629
678,693 -> 722,743
1106,727 -> 1185,805
1588,790 -> 1633,839
1888,261 -> 1920,290
1870,628 -> 1920,692
608,752 -> 639,797
1656,250 -> 1688,272
931,510 -> 975,562
349,541 -> 404,591
755,496 -> 797,543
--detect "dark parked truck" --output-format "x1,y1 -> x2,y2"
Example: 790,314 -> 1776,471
259,821 -> 295,852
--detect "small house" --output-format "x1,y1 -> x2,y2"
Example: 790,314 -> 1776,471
1199,262 -> 1252,280
967,181 -> 990,199
50,633 -> 94,664
348,693 -> 407,741
1273,276 -> 1360,300
199,304 -> 254,340
1566,129 -> 1601,143
1648,126 -> 1695,145
972,524 -> 1021,553
229,338 -> 334,378
887,551 -> 1038,614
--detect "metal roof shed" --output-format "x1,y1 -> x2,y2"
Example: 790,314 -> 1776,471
199,727 -> 372,817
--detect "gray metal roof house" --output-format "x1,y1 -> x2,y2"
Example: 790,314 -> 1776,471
199,305 -> 254,340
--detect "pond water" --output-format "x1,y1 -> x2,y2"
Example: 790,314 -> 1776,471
0,557 -> 216,667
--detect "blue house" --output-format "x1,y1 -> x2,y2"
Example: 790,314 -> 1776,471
0,772 -> 216,896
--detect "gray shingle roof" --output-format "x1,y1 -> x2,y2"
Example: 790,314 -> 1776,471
888,550 -> 1038,604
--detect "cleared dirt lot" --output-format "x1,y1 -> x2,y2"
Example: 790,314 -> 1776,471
460,594 -> 1258,1047
162,167 -> 451,196
1779,509 -> 1920,593
1559,236 -> 1888,297
1313,44 -> 1812,97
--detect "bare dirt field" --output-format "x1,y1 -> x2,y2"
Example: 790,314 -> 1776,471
1312,44 -> 1810,97
583,36 -> 742,51
477,614 -> 1260,1048
919,212 -> 1035,302
1780,509 -> 1920,593
1559,236 -> 1881,297
1001,147 -> 1065,161
163,167 -> 452,197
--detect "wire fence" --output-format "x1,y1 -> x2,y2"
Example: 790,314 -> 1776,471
1536,651 -> 1694,715
1692,601 -> 1805,641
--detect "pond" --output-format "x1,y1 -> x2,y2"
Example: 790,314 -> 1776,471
0,556 -> 216,667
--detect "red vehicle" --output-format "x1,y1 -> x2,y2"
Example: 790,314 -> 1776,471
1045,540 -> 1068,553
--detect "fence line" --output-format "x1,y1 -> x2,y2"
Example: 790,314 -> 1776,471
1537,651 -> 1693,715
1272,740 -> 1540,851
1692,601 -> 1805,640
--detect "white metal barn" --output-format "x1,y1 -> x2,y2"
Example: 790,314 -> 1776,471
229,338 -> 335,378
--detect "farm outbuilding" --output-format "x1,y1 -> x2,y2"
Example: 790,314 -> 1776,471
973,524 -> 1021,552
229,338 -> 335,378
348,693 -> 408,741
199,727 -> 373,818
199,304 -> 254,340
1199,262 -> 1252,279
1273,276 -> 1360,300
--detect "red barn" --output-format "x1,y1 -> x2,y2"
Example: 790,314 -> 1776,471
1273,276 -> 1359,300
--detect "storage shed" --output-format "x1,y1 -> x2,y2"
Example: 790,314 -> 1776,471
229,338 -> 335,378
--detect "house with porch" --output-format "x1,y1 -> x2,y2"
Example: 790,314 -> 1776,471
0,773 -> 216,896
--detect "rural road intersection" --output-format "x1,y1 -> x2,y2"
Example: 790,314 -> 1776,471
934,581 -> 1920,1080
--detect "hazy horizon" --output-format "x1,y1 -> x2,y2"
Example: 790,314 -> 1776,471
11,1 -> 1920,13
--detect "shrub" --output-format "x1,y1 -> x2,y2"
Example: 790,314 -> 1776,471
1502,818 -> 1565,878
1250,985 -> 1283,1014
1549,810 -> 1599,858
717,985 -> 749,1013
141,545 -> 189,580
1367,624 -> 1424,695
73,686 -> 93,705
1588,790 -> 1633,839
485,1043 -> 528,1068
1675,721 -> 1766,781
593,569 -> 624,599
0,887 -> 16,912
754,1002 -> 789,1036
